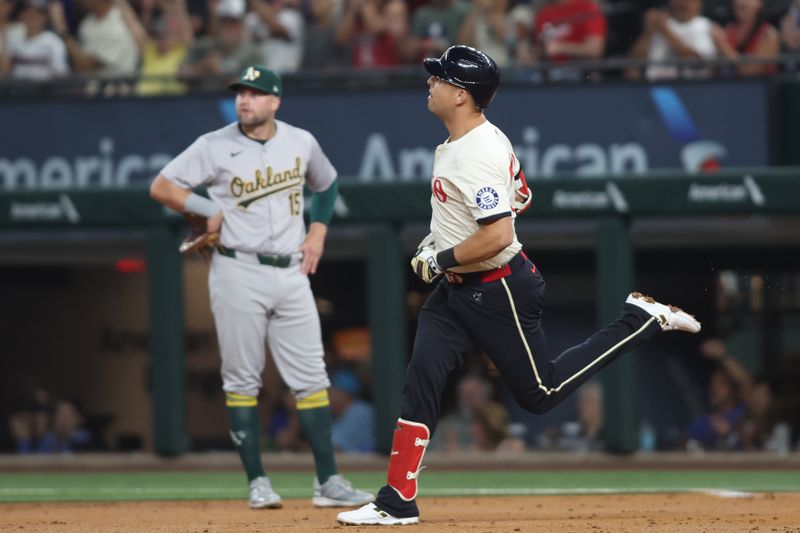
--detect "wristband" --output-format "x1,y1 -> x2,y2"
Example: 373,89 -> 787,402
436,247 -> 459,270
184,192 -> 221,218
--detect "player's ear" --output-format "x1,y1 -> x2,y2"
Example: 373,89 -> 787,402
272,96 -> 282,113
454,88 -> 468,108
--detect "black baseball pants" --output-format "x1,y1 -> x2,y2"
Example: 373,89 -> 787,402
375,252 -> 662,517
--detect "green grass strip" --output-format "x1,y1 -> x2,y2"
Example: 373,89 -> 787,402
0,470 -> 798,503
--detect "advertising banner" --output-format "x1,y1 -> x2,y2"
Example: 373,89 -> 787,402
0,81 -> 768,190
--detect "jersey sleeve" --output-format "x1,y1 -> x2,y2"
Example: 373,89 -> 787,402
453,151 -> 512,224
159,136 -> 216,189
305,133 -> 338,192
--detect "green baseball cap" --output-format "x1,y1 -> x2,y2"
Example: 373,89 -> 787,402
229,66 -> 283,97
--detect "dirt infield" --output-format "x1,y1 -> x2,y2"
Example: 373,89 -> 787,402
2,493 -> 799,532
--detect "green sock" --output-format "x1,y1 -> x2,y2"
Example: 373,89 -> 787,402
226,395 -> 265,483
297,396 -> 338,485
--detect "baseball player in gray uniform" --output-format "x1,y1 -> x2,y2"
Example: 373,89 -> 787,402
149,65 -> 373,510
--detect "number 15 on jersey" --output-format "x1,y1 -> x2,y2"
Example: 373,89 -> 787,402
289,191 -> 301,216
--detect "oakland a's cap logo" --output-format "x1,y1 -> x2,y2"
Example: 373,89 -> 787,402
243,67 -> 261,82
229,65 -> 283,97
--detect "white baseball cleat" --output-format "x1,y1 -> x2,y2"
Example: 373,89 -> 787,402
249,476 -> 283,509
626,292 -> 701,333
337,503 -> 419,525
312,475 -> 374,507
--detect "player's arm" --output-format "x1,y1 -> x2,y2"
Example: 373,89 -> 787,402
301,135 -> 339,275
150,136 -> 221,229
411,215 -> 513,283
299,181 -> 338,275
450,216 -> 513,265
412,150 -> 518,283
150,175 -> 223,233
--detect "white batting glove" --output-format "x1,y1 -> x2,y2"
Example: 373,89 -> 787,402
410,236 -> 443,283
512,169 -> 532,214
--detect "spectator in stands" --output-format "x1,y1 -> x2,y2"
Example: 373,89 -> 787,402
699,338 -> 788,451
471,401 -> 525,452
780,0 -> 800,54
429,374 -> 491,452
509,0 -> 536,64
9,390 -> 92,454
180,0 -> 263,84
739,378 -> 781,450
0,0 -> 69,81
575,380 -> 603,448
0,0 -> 19,72
336,0 -> 411,69
457,0 -> 513,67
407,0 -> 468,60
134,0 -> 194,95
136,0 -> 202,37
534,381 -> 603,451
525,0 -> 607,65
686,338 -> 751,450
713,0 -> 778,76
302,0 -> 349,70
329,369 -> 375,453
629,0 -> 720,81
246,0 -> 304,74
50,0 -> 140,76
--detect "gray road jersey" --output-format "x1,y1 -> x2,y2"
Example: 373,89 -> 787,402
161,120 -> 337,255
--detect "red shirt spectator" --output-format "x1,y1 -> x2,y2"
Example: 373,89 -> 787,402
724,22 -> 776,74
532,0 -> 606,62
715,0 -> 778,77
336,0 -> 409,69
353,24 -> 400,67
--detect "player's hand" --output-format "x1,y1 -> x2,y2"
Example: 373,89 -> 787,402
512,168 -> 532,214
299,222 -> 327,275
411,244 -> 443,284
179,212 -> 220,259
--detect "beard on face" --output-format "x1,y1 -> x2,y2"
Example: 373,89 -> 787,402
237,109 -> 269,128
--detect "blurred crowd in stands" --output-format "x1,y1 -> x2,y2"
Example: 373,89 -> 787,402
1,0 -> 800,93
5,386 -> 98,453
3,334 -> 798,454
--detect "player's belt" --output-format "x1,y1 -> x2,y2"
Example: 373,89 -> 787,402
216,245 -> 298,268
447,252 -> 534,285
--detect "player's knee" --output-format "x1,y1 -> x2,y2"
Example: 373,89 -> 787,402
515,391 -> 553,415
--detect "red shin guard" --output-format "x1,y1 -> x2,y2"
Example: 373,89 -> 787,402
387,418 -> 430,501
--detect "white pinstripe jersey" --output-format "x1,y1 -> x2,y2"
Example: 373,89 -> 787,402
161,120 -> 337,255
429,120 -> 522,273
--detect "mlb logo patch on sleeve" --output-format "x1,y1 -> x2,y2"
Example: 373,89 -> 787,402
476,187 -> 500,210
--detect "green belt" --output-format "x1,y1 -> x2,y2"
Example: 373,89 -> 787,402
216,245 -> 294,268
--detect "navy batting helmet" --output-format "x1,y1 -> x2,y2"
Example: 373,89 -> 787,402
423,45 -> 500,109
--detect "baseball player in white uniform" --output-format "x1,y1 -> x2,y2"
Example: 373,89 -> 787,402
150,65 -> 372,510
337,45 -> 701,526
